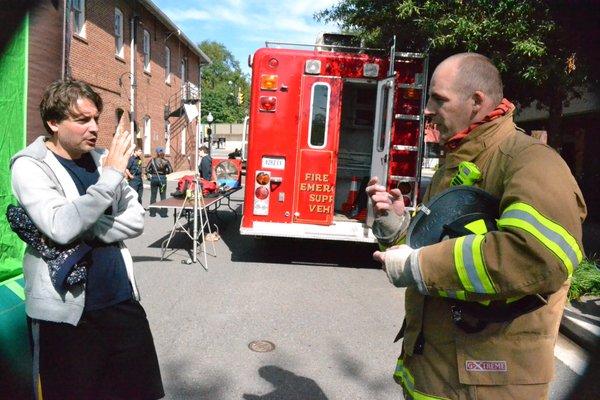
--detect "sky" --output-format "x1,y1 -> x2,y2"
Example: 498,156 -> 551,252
154,0 -> 341,76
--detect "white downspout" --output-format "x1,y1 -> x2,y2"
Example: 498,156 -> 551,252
61,0 -> 68,78
129,16 -> 136,141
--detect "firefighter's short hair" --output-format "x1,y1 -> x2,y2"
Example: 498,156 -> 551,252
40,79 -> 103,135
450,53 -> 503,106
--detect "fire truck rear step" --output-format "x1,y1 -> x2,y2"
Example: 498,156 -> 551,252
240,221 -> 377,243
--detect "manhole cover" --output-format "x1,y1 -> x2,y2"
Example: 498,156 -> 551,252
248,340 -> 276,353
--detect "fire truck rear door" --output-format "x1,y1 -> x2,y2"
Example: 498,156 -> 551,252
370,77 -> 395,187
293,76 -> 342,225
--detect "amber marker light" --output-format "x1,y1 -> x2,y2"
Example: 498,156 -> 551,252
404,88 -> 420,99
256,172 -> 270,185
260,74 -> 278,90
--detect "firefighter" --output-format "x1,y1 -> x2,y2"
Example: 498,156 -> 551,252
367,53 -> 586,399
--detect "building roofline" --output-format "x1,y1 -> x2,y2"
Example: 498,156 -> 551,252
138,0 -> 211,65
515,88 -> 599,123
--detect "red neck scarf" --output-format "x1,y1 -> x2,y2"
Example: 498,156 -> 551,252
444,98 -> 514,151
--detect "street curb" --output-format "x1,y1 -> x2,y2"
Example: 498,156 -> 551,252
560,300 -> 600,353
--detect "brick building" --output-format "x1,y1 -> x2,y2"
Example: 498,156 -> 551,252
26,0 -> 210,171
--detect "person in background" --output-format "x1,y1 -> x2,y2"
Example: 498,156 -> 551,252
126,147 -> 144,204
367,53 -> 585,399
10,79 -> 163,399
198,145 -> 213,180
146,146 -> 172,217
228,148 -> 241,159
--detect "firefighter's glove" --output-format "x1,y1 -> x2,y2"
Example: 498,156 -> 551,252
372,209 -> 411,246
374,245 -> 422,288
367,177 -> 410,246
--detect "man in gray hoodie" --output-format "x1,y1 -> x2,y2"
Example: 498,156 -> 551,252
10,79 -> 163,399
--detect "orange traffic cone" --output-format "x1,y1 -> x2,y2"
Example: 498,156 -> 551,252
342,176 -> 360,213
355,208 -> 368,222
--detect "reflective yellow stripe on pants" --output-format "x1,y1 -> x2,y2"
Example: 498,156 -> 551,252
394,358 -> 450,400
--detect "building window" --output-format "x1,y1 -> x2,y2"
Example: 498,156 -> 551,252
143,29 -> 151,72
181,126 -> 186,155
143,116 -> 151,155
71,0 -> 86,37
165,122 -> 171,155
308,83 -> 330,148
180,57 -> 187,84
165,46 -> 171,83
114,8 -> 124,57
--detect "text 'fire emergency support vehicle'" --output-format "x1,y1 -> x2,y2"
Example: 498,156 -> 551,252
240,37 -> 429,243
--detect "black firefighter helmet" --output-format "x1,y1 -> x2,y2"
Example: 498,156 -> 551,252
405,186 -> 547,333
406,186 -> 500,249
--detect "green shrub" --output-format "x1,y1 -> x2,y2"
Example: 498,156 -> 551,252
568,257 -> 600,301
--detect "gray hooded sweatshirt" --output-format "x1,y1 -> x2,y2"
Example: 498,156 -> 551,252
10,136 -> 144,325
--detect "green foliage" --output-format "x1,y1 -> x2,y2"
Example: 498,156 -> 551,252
316,1 -> 598,145
199,40 -> 249,124
569,258 -> 600,301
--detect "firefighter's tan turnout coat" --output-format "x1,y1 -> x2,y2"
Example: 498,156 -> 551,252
390,108 -> 586,399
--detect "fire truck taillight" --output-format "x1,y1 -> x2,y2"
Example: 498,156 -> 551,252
260,74 -> 278,90
305,60 -> 321,75
255,186 -> 269,200
259,96 -> 277,112
398,182 -> 412,195
254,171 -> 271,215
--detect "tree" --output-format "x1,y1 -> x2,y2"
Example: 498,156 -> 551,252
317,0 -> 599,148
199,40 -> 250,124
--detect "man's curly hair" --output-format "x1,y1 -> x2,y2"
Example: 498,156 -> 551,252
40,79 -> 103,135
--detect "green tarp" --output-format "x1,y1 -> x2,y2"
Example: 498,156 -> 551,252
0,275 -> 31,397
0,16 -> 33,399
0,12 -> 27,282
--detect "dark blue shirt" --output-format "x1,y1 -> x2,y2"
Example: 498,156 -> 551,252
127,155 -> 143,178
198,155 -> 213,180
54,152 -> 133,311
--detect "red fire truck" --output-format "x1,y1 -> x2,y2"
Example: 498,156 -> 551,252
240,37 -> 429,243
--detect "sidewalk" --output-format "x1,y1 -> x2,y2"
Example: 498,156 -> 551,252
561,296 -> 600,353
565,220 -> 600,352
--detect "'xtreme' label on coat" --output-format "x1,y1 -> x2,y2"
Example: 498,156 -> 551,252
465,360 -> 507,372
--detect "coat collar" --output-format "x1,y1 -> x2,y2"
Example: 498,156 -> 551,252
443,109 -> 516,170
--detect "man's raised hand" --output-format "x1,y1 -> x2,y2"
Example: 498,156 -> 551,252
366,176 -> 405,217
104,130 -> 134,174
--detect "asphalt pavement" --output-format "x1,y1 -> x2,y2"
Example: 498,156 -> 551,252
130,182 -> 404,399
127,177 -> 598,399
